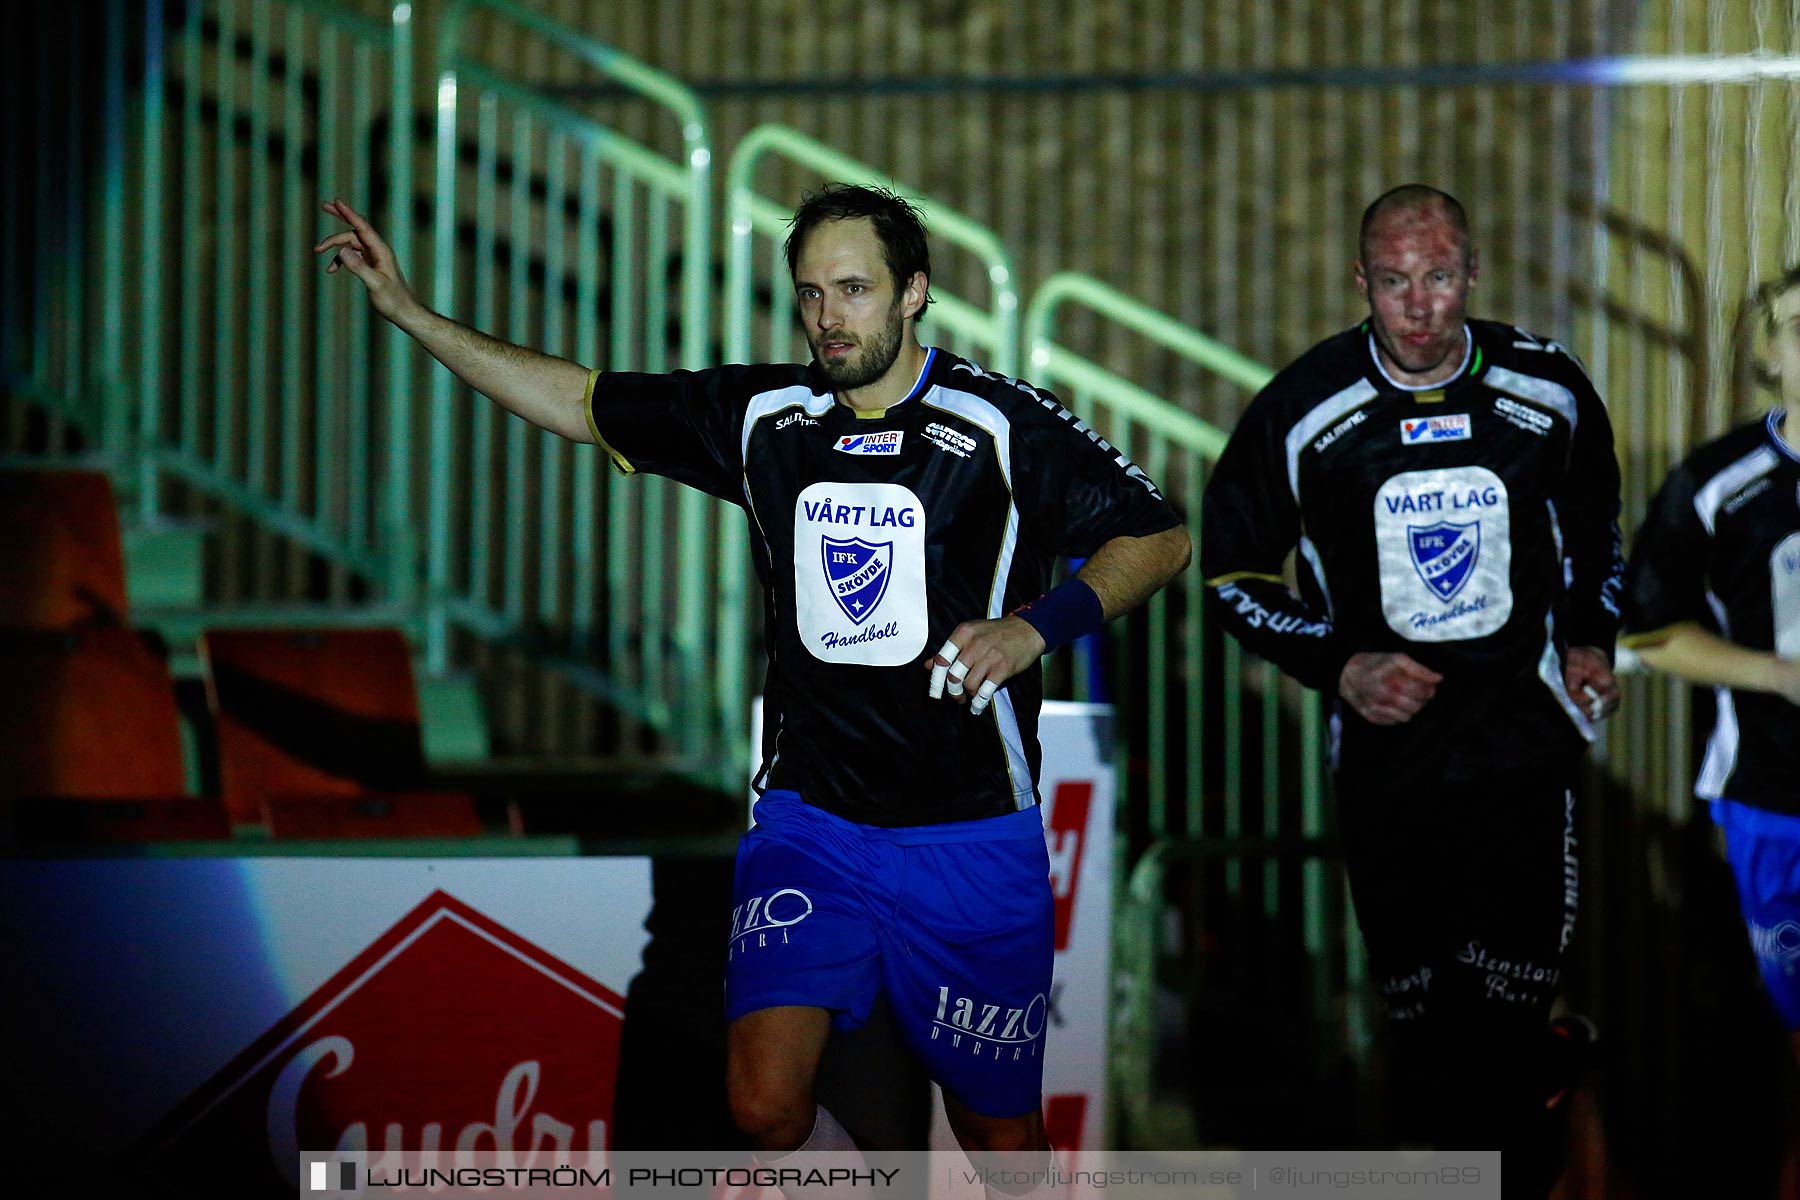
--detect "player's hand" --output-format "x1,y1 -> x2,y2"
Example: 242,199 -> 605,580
1563,644 -> 1620,722
1338,652 -> 1443,725
926,617 -> 1047,715
313,198 -> 419,325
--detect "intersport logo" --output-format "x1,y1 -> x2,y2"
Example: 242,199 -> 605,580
130,890 -> 625,1198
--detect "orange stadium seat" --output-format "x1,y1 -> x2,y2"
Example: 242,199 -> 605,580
0,627 -> 189,801
0,469 -> 130,630
200,628 -> 480,836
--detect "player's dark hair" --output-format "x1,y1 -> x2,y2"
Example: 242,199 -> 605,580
1755,265 -> 1800,337
1359,184 -> 1472,267
785,183 -> 933,320
1742,264 -> 1800,389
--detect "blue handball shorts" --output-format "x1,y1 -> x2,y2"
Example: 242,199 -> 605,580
1714,799 -> 1800,1030
725,791 -> 1054,1118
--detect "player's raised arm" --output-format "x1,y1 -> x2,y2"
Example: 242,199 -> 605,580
314,197 -> 594,444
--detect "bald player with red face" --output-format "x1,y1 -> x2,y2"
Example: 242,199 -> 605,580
1202,185 -> 1623,1195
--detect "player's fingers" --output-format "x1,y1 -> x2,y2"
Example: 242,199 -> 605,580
334,247 -> 373,281
1391,654 -> 1445,684
945,656 -> 971,697
970,679 -> 999,715
334,198 -> 393,259
313,231 -> 364,255
1382,676 -> 1430,706
928,640 -> 960,699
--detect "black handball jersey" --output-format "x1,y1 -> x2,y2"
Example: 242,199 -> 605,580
1622,411 -> 1800,813
586,347 -> 1181,826
1200,319 -> 1624,781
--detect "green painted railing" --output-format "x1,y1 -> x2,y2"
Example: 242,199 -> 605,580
141,0 -> 416,591
428,0 -> 732,778
1024,272 -> 1357,1146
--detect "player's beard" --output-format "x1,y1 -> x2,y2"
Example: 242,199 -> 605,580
813,300 -> 906,391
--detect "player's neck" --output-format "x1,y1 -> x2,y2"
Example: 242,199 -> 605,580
1781,399 -> 1800,451
838,339 -> 929,415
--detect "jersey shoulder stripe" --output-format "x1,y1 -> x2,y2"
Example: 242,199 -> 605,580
922,384 -> 1016,490
1483,365 -> 1579,433
741,382 -> 833,466
942,354 -> 1161,498
1693,443 -> 1780,535
1284,378 -> 1378,502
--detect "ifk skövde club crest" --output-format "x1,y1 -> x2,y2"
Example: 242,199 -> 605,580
1408,520 -> 1480,602
822,536 -> 893,624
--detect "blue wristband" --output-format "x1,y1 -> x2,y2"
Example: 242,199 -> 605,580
1014,578 -> 1105,652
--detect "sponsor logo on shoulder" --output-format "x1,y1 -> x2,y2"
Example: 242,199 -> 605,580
1400,414 -> 1472,444
1313,408 -> 1367,454
834,431 -> 903,455
775,410 -> 818,430
923,422 -> 976,458
1724,476 -> 1772,515
1494,396 -> 1553,436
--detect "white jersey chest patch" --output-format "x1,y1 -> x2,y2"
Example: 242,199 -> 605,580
1772,531 -> 1800,657
793,481 -> 928,665
1374,466 -> 1514,641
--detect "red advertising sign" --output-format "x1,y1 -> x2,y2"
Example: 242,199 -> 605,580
132,889 -> 625,1196
1045,781 -> 1094,953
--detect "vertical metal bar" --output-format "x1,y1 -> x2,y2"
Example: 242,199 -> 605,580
101,0 -> 128,452
1787,0 -> 1800,269
180,0 -> 204,459
640,193 -> 670,711
1300,689 -> 1327,991
1259,659 -> 1280,922
571,142 -> 601,658
384,1 -> 416,605
212,0 -> 238,474
768,233 -> 793,366
280,6 -> 306,511
675,96 -> 713,763
1184,467 -> 1204,835
607,169 -> 637,698
1146,435 -> 1169,836
63,3 -> 87,425
644,193 -> 669,373
30,2 -> 51,401
717,165 -> 752,787
427,62 -> 459,672
1222,638 -> 1243,894
1664,9 -> 1691,842
1,11 -> 20,381
138,0 -> 168,518
539,131 -> 568,626
348,43 -> 372,554
1705,6 -> 1729,438
247,0 -> 270,493
504,110 -> 533,628
1548,4 -> 1572,336
315,25 -> 339,535
471,93 -> 499,611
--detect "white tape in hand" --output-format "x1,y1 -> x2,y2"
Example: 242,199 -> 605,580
929,641 -> 961,699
